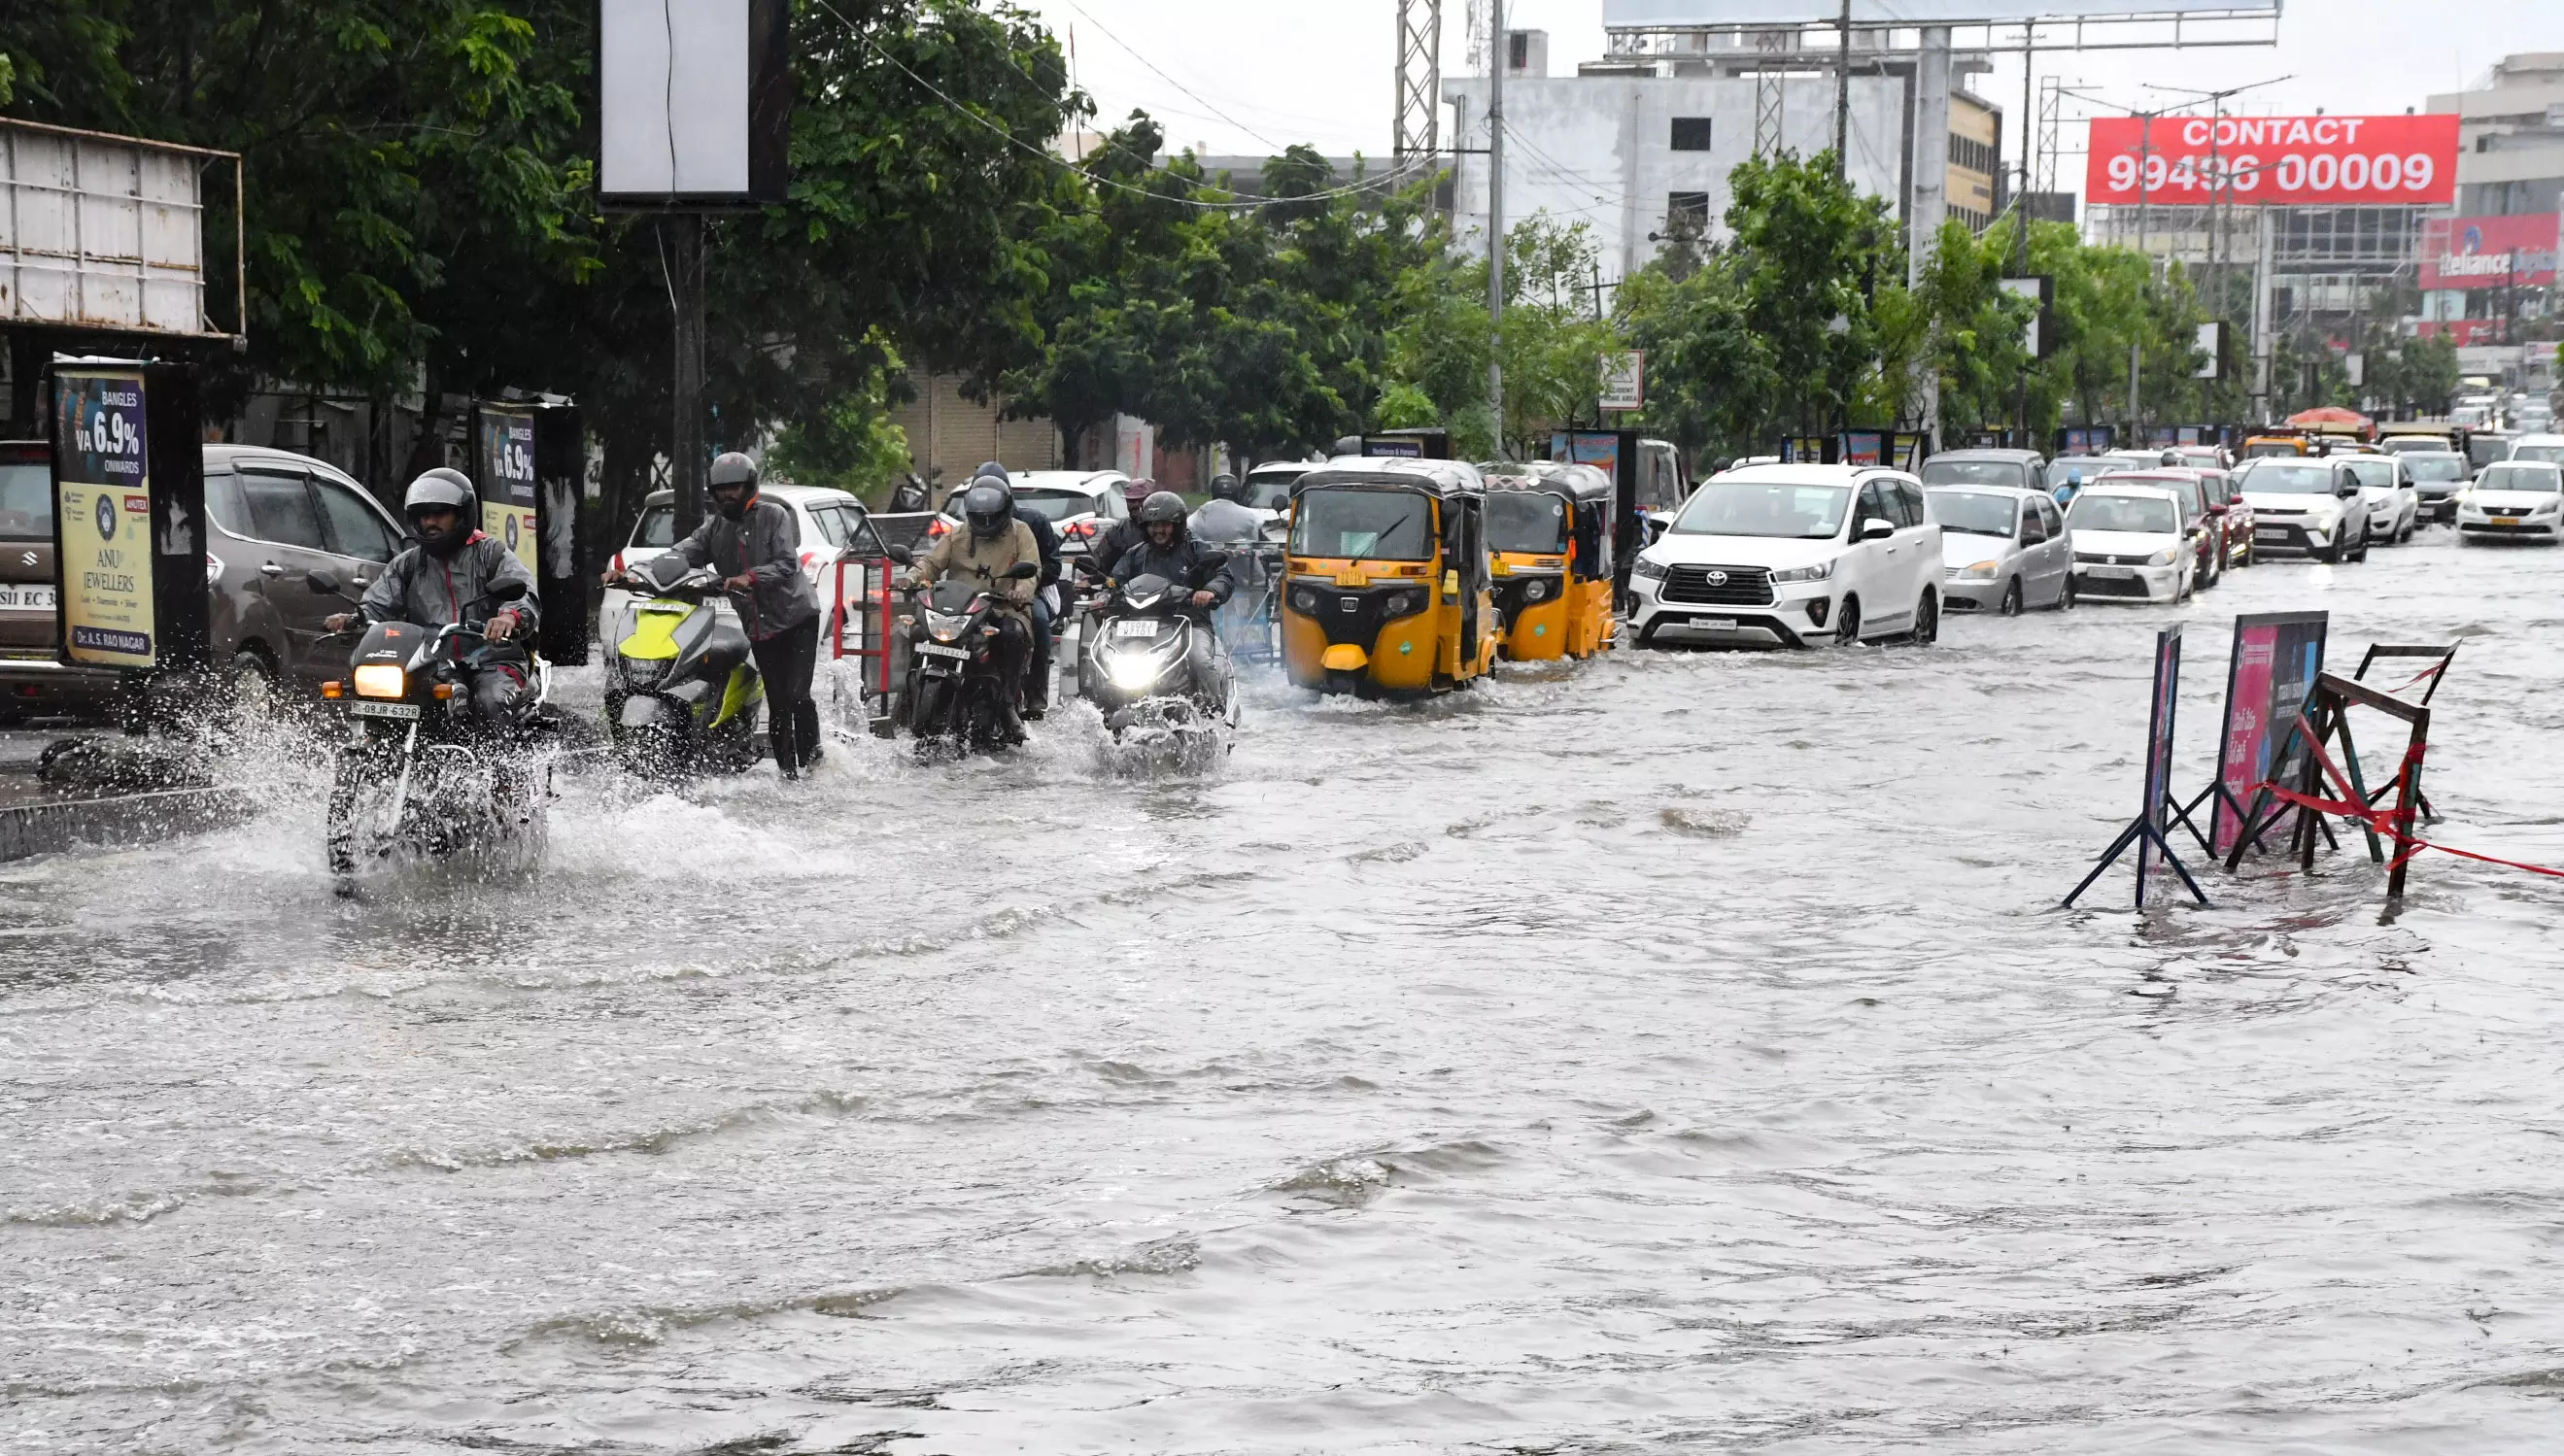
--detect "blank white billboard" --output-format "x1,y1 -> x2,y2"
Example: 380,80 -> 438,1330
1605,0 -> 2276,23
599,0 -> 752,198
2,122 -> 215,336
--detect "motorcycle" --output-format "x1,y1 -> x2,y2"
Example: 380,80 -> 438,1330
884,546 -> 1039,757
310,571 -> 553,895
1077,556 -> 1238,758
602,557 -> 765,777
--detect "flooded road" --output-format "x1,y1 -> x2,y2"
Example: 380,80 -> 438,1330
8,528 -> 2564,1453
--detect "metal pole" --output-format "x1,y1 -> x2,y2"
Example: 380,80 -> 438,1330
1834,0 -> 1853,176
1487,0 -> 1507,448
670,214 -> 707,526
2250,206 -> 2276,422
2015,37 -> 2034,446
2130,339 -> 2141,438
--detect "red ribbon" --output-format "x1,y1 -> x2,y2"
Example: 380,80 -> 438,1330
2252,733 -> 2564,883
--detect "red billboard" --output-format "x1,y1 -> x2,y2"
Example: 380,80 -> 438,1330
2419,214 -> 2560,290
2085,114 -> 2458,208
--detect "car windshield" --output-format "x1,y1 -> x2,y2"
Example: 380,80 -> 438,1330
2476,462 -> 2563,493
633,504 -> 676,549
2470,437 -> 2514,466
1669,481 -> 1851,540
2513,444 -> 2564,465
2405,456 -> 2467,482
2105,472 -> 2201,514
2070,493 -> 2179,534
2382,437 -> 2452,455
1485,491 -> 1568,553
2342,458 -> 2398,488
1920,458 -> 2027,488
2243,441 -> 2304,459
1925,489 -> 2018,536
2237,461 -> 2334,494
1289,488 -> 1434,560
1012,489 -> 1101,522
0,462 -> 50,540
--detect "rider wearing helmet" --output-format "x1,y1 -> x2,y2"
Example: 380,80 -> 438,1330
1079,476 -> 1159,586
1101,491 -> 1238,703
329,468 -> 542,726
1187,471 -> 1265,546
974,462 -> 1064,719
909,478 -> 1042,738
615,452 -> 823,775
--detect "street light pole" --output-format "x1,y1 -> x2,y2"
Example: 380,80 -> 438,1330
1487,0 -> 1507,450
1834,0 -> 1853,177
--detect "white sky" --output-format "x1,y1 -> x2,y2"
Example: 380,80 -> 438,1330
1020,0 -> 2564,195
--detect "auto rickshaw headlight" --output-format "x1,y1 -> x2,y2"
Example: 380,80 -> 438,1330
1290,587 -> 1319,614
1381,590 -> 1427,620
1521,577 -> 1552,602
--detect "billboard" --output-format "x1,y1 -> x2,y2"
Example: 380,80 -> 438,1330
4,120 -> 231,338
50,357 -> 209,677
1604,0 -> 2274,23
2086,115 -> 2457,208
598,0 -> 793,205
2419,214 -> 2560,291
2210,611 -> 2328,858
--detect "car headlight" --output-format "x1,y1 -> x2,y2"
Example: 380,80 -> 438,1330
925,610 -> 971,644
2146,548 -> 2178,567
353,664 -> 406,699
205,552 -> 225,585
1631,557 -> 1669,581
1953,559 -> 2000,581
1770,559 -> 1834,585
2534,500 -> 2561,515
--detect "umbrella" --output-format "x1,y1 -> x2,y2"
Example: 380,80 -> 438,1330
2286,406 -> 2374,431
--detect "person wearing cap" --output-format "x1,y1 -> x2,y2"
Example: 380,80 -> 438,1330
608,453 -> 822,777
328,467 -> 540,727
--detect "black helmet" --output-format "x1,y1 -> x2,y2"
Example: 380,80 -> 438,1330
404,468 -> 477,559
1139,491 -> 1188,530
1210,472 -> 1246,503
962,482 -> 1013,540
973,460 -> 1010,487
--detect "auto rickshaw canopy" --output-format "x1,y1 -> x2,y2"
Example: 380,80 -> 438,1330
1291,457 -> 1487,500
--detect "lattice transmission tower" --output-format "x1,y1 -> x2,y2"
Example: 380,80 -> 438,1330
1395,0 -> 1444,171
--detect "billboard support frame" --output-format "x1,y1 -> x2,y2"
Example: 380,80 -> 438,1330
2,117 -> 247,347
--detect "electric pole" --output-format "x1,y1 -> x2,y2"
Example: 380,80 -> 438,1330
1834,0 -> 1852,177
1488,0 -> 1507,449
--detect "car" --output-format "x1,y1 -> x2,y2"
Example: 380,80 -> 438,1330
1627,463 -> 1941,649
0,440 -> 122,723
933,468 -> 1131,562
2510,433 -> 2564,468
602,483 -> 878,652
2067,485 -> 2197,603
1243,460 -> 1320,513
2231,457 -> 2372,562
2336,455 -> 2420,543
1921,448 -> 2050,496
2400,450 -> 2472,523
2094,468 -> 2223,590
1925,484 -> 2073,614
2454,459 -> 2564,542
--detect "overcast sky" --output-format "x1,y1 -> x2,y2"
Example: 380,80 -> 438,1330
1020,0 -> 2562,194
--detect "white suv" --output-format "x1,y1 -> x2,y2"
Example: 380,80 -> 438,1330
1629,464 -> 1942,648
2232,457 -> 2371,562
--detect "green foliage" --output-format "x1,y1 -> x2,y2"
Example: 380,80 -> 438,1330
763,339 -> 913,504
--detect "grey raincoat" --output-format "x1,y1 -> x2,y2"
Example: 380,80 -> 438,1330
655,495 -> 819,641
359,531 -> 542,634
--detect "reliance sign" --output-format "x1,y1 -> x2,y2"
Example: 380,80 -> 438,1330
2086,114 -> 2458,208
2419,214 -> 2560,290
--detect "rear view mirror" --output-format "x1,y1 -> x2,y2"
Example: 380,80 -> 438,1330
1005,560 -> 1040,580
1860,518 -> 1895,541
884,544 -> 915,566
487,580 -> 528,602
306,569 -> 345,595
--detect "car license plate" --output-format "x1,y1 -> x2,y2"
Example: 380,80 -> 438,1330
918,642 -> 970,660
2256,528 -> 2287,541
2086,566 -> 2134,579
1112,619 -> 1159,638
1698,617 -> 1738,631
348,700 -> 421,720
0,584 -> 54,610
2492,517 -> 2519,526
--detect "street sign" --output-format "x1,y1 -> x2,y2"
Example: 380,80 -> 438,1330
1599,352 -> 1645,412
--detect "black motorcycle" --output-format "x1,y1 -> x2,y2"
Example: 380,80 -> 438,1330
1077,561 -> 1236,748
311,571 -> 552,894
885,546 -> 1039,756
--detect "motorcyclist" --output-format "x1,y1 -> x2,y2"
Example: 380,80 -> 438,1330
1187,472 -> 1265,546
328,468 -> 539,728
1081,476 -> 1160,586
607,452 -> 822,778
1101,491 -> 1236,704
909,480 -> 1041,740
2054,464 -> 2086,508
972,462 -> 1064,719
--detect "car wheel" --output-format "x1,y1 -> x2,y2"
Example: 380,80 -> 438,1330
1833,595 -> 1862,647
1999,578 -> 2023,617
1910,591 -> 1938,646
229,648 -> 280,712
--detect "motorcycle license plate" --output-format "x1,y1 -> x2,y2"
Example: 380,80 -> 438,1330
348,700 -> 422,720
918,643 -> 971,660
0,584 -> 53,610
1112,619 -> 1160,638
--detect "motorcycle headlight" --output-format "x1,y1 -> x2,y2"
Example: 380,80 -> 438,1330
2146,548 -> 2178,567
1107,651 -> 1166,692
353,664 -> 406,699
1770,559 -> 1834,585
925,610 -> 970,644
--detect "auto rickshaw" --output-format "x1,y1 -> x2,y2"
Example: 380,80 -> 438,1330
1480,462 -> 1617,661
1282,458 -> 1500,697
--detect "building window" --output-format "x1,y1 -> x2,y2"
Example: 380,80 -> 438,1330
1671,117 -> 1713,152
1666,191 -> 1711,234
1509,32 -> 1529,72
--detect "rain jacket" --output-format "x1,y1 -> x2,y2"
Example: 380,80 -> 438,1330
1103,532 -> 1236,607
657,495 -> 818,642
1187,497 -> 1266,545
912,519 -> 1042,617
359,531 -> 541,635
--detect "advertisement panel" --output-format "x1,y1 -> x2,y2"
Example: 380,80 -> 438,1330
2085,114 -> 2457,208
474,403 -> 541,574
51,368 -> 156,668
2418,213 -> 2560,290
2135,626 -> 2183,901
2210,610 -> 2329,857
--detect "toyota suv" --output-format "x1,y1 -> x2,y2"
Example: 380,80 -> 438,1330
1629,463 -> 1942,648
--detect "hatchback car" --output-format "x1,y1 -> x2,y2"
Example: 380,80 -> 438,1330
2455,459 -> 2564,542
2068,486 -> 2196,603
2509,433 -> 2564,468
1926,484 -> 2073,614
1920,449 -> 2049,496
2232,457 -> 2371,562
2336,455 -> 2419,544
2095,469 -> 2222,590
1628,464 -> 1941,648
0,440 -> 121,721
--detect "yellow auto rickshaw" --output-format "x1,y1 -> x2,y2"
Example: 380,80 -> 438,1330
1282,458 -> 1500,697
1480,462 -> 1617,661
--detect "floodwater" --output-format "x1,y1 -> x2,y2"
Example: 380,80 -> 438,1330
7,529 -> 2564,1453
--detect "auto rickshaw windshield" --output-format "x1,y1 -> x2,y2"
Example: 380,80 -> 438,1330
1486,491 -> 1568,553
1290,489 -> 1435,561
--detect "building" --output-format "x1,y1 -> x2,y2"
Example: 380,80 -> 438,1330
2431,52 -> 2564,217
1442,27 -> 2001,283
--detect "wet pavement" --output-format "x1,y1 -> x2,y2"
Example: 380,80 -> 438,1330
6,527 -> 2564,1453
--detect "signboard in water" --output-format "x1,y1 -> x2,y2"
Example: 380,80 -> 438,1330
2210,610 -> 2329,857
2135,625 -> 2183,902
